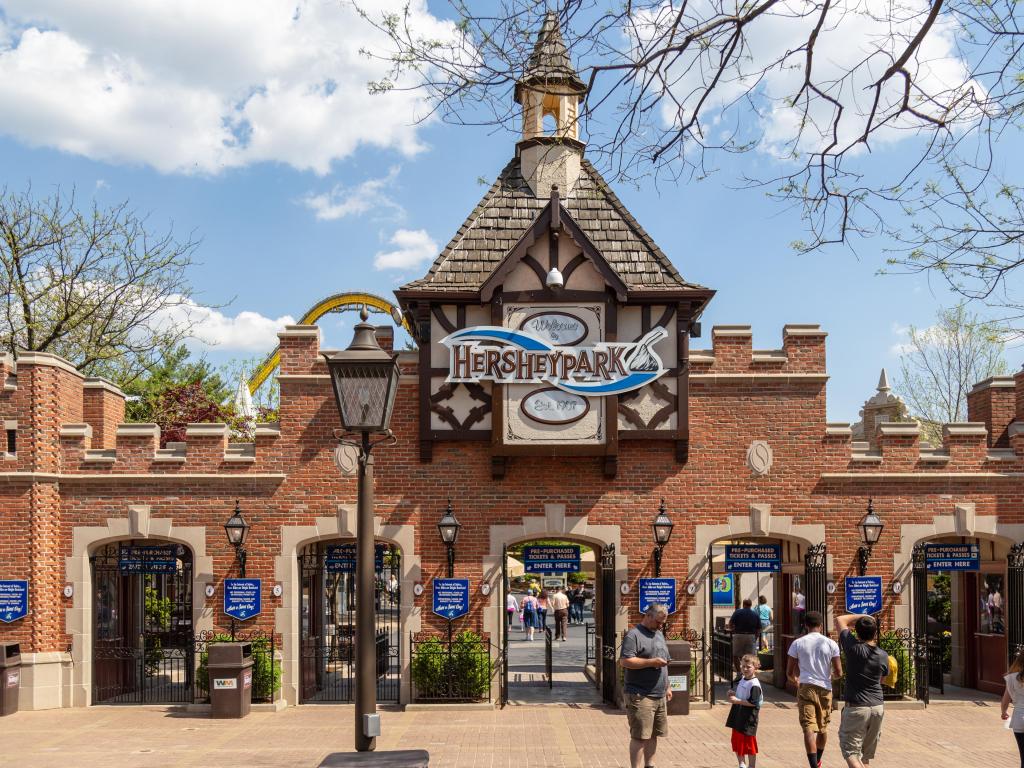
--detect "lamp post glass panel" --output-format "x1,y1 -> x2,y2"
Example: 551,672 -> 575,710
857,499 -> 884,576
322,309 -> 400,753
652,500 -> 673,578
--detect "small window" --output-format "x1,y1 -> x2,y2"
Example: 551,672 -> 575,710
6,428 -> 15,455
542,112 -> 558,136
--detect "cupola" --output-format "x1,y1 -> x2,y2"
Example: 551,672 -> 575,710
515,12 -> 588,197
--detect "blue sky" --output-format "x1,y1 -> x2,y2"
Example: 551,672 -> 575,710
0,0 -> 1014,422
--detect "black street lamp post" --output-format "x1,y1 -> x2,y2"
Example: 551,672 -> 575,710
437,499 -> 461,579
652,499 -> 674,578
857,499 -> 885,576
223,500 -> 251,640
322,308 -> 400,753
436,500 -> 462,698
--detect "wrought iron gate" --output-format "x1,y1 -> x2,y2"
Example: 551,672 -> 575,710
804,543 -> 828,620
911,543 -> 932,704
499,543 -> 509,706
298,540 -> 401,703
600,544 -> 617,704
91,541 -> 195,704
1008,544 -> 1024,664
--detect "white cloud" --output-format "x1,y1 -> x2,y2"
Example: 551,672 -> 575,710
0,1 -> 455,174
158,301 -> 296,352
374,229 -> 437,270
302,166 -> 404,221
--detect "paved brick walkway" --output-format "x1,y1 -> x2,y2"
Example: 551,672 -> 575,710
0,701 -> 1018,767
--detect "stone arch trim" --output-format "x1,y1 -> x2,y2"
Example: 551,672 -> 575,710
275,505 -> 421,706
688,504 -> 828,630
481,503 -> 629,649
891,504 -> 1024,627
65,504 -> 212,708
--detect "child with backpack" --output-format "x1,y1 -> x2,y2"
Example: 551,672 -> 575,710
726,654 -> 763,768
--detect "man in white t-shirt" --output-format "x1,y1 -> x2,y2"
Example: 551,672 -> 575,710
787,610 -> 842,768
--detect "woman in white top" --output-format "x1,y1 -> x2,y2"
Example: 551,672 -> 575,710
1001,648 -> 1024,767
506,592 -> 520,630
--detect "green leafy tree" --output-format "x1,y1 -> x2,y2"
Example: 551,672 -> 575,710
0,186 -> 204,376
106,343 -> 230,423
893,306 -> 1009,444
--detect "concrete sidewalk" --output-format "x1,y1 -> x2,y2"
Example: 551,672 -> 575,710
0,701 -> 1017,767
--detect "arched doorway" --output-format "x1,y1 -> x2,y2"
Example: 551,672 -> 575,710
297,539 -> 402,703
707,536 -> 827,699
91,539 -> 194,704
911,535 -> 1012,696
499,536 -> 608,706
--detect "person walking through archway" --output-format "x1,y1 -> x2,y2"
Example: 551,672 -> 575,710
757,595 -> 773,651
729,599 -> 761,675
521,590 -> 540,641
835,613 -> 888,768
550,586 -> 570,640
787,610 -> 841,768
619,603 -> 672,768
506,591 -> 520,632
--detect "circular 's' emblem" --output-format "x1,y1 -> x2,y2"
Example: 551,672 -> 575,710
746,441 -> 774,476
333,444 -> 360,477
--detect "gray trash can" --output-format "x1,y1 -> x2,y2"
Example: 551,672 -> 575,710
0,642 -> 21,716
666,640 -> 691,716
208,642 -> 253,718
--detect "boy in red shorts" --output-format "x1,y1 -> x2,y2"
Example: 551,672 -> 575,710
726,654 -> 763,768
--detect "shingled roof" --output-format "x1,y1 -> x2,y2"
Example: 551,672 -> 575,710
399,156 -> 706,294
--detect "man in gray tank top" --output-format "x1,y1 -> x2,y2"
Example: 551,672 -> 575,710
619,603 -> 672,768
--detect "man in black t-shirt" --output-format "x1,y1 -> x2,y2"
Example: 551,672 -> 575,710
728,599 -> 762,674
835,613 -> 889,768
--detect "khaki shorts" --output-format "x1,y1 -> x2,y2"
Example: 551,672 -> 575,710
625,693 -> 668,740
839,704 -> 884,760
797,684 -> 833,733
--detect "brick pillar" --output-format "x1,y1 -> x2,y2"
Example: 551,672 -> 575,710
83,378 -> 126,450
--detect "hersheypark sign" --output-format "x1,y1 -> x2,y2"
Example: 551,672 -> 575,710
441,326 -> 668,396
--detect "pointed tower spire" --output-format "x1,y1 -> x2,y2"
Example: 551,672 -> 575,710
515,12 -> 588,197
515,11 -> 587,104
877,368 -> 890,393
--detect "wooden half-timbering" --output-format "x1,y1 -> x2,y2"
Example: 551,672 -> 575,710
395,17 -> 713,477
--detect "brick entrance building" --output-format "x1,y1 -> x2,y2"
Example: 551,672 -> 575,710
2,14 -> 1023,711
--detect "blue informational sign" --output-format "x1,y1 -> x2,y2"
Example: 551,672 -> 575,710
711,574 -> 735,607
725,544 -> 781,572
845,576 -> 883,615
432,578 -> 469,620
325,543 -> 386,574
119,544 -> 178,574
0,580 -> 28,623
925,543 -> 980,572
224,578 -> 261,621
522,545 -> 581,573
638,578 -> 677,614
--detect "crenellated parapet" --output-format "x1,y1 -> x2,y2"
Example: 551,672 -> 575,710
57,420 -> 282,475
689,324 -> 827,377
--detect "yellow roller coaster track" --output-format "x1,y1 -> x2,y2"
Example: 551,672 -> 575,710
247,292 -> 408,394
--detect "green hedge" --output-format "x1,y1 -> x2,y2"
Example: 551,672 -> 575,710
411,631 -> 491,701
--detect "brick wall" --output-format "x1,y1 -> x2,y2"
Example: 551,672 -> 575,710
1,331 -> 1023,654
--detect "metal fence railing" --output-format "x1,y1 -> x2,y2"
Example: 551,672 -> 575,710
409,632 -> 496,703
194,629 -> 280,703
585,622 -> 596,666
